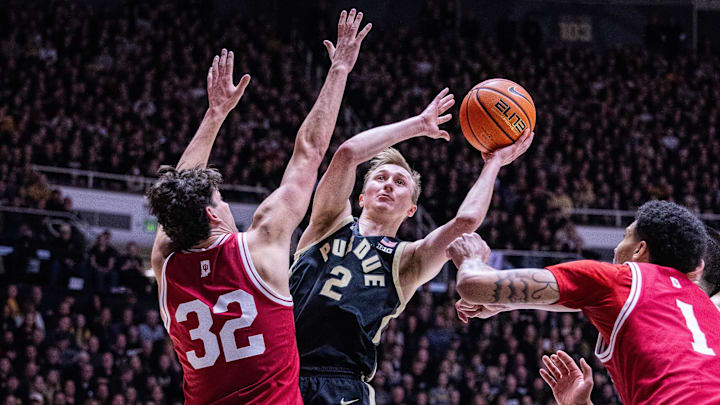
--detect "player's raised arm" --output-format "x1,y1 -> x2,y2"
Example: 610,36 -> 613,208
178,49 -> 250,171
297,88 -> 455,250
447,233 -> 561,305
151,49 -> 250,275
248,8 -> 371,243
397,129 -> 533,298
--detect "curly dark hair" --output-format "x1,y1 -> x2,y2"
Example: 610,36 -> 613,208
146,166 -> 223,250
634,200 -> 707,274
702,226 -> 720,296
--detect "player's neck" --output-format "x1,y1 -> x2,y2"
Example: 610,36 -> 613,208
191,224 -> 236,249
358,211 -> 402,238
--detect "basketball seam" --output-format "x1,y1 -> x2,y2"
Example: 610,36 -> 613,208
463,90 -> 491,151
478,87 -> 533,130
474,91 -> 516,143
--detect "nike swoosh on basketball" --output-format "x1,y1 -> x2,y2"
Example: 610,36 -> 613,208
508,86 -> 531,103
340,399 -> 359,405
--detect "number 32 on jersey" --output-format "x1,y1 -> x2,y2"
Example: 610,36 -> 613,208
175,289 -> 265,369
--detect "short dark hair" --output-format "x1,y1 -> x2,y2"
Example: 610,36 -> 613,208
702,226 -> 720,296
146,166 -> 223,250
634,200 -> 707,274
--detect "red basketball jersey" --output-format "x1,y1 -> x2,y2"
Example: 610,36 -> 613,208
158,233 -> 301,405
548,260 -> 720,405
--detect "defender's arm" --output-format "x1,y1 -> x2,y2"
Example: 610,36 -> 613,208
398,130 -> 533,299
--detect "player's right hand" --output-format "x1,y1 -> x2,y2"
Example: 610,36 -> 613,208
539,351 -> 594,405
207,48 -> 251,117
455,299 -> 507,323
482,128 -> 534,166
324,8 -> 372,72
446,232 -> 490,268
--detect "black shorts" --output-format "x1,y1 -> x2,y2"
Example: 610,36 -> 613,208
299,373 -> 375,405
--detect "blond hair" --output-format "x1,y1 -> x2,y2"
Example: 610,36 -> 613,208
362,148 -> 421,204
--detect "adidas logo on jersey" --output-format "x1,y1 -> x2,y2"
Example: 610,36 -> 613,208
200,260 -> 211,278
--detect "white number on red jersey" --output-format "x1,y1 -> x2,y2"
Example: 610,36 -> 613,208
676,299 -> 716,356
175,289 -> 266,369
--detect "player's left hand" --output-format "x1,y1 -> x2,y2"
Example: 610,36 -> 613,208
455,299 -> 507,323
539,351 -> 594,405
207,48 -> 251,117
446,232 -> 490,267
324,9 -> 372,72
418,88 -> 455,141
482,128 -> 534,166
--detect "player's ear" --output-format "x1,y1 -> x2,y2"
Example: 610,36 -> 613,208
688,259 -> 705,284
358,194 -> 365,208
205,206 -> 222,225
632,240 -> 649,262
407,204 -> 417,218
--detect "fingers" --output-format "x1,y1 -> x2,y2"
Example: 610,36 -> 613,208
347,8 -> 357,28
351,11 -> 363,34
323,40 -> 335,59
556,350 -> 578,374
226,50 -> 234,80
439,95 -> 455,114
438,114 -> 452,125
338,9 -> 347,36
235,74 -> 251,98
553,352 -> 572,376
539,368 -> 557,388
206,66 -> 213,92
435,87 -> 450,102
357,23 -> 372,41
542,355 -> 563,380
219,48 -> 228,78
212,55 -> 220,84
580,358 -> 593,380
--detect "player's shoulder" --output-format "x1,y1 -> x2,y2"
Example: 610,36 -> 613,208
547,259 -> 627,274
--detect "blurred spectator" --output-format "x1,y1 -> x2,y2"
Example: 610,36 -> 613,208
88,231 -> 117,292
50,224 -> 85,288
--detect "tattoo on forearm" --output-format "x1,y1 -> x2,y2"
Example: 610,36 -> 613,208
530,271 -> 559,300
492,271 -> 532,303
462,263 -> 558,304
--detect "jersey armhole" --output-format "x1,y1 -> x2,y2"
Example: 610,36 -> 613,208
371,241 -> 409,346
293,216 -> 354,262
158,252 -> 174,332
238,233 -> 294,307
595,261 -> 642,363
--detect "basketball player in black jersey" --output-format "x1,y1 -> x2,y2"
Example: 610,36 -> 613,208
289,88 -> 534,404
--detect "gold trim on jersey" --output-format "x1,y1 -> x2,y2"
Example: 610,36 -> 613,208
371,241 -> 409,346
292,216 -> 355,265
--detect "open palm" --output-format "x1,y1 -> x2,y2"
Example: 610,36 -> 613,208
539,351 -> 594,405
207,48 -> 251,117
419,88 -> 455,140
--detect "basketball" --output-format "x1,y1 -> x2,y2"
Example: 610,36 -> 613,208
459,78 -> 536,153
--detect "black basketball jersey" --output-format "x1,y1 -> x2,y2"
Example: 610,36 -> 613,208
289,217 -> 408,380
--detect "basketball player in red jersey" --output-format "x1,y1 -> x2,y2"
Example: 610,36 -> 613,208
447,200 -> 720,404
146,9 -> 372,404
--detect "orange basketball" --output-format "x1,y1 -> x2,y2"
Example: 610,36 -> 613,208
459,78 -> 536,153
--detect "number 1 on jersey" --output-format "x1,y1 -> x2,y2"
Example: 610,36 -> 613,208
676,299 -> 716,356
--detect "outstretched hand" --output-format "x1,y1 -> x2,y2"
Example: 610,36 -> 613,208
419,88 -> 455,141
482,128 -> 534,166
324,8 -> 372,71
455,299 -> 508,323
207,48 -> 251,117
539,351 -> 594,405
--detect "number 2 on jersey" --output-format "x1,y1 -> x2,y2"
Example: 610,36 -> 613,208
676,299 -> 716,356
319,265 -> 352,301
175,289 -> 266,369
